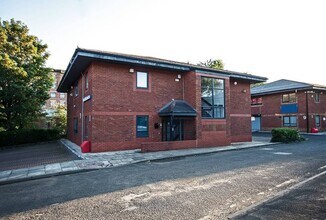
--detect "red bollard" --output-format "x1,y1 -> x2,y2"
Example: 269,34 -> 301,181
310,128 -> 319,133
81,141 -> 91,153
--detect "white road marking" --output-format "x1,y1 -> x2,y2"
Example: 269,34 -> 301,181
260,148 -> 274,151
318,165 -> 326,170
276,179 -> 296,188
230,204 -> 237,208
273,152 -> 293,155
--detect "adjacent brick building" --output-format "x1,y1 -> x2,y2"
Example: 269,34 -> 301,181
251,79 -> 326,132
57,48 -> 266,152
43,69 -> 67,116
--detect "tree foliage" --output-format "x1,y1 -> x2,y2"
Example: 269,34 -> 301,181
0,19 -> 52,130
251,82 -> 266,88
50,105 -> 67,136
198,59 -> 224,70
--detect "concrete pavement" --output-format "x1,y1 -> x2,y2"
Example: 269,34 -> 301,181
0,138 -> 277,185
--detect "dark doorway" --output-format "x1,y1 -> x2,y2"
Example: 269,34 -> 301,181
162,119 -> 184,141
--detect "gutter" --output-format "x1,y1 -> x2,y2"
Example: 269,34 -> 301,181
251,86 -> 313,96
78,51 -> 191,71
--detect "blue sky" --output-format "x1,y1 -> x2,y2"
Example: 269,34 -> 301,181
1,0 -> 326,85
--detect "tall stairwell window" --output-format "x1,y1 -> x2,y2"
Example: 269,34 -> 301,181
201,77 -> 225,118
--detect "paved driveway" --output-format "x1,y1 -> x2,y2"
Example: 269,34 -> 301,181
0,141 -> 79,171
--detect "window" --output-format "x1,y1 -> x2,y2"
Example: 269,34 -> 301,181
251,97 -> 263,105
136,116 -> 149,137
85,72 -> 89,90
60,93 -> 65,99
282,93 -> 296,103
315,93 -> 320,102
283,116 -> 297,127
50,92 -> 56,98
73,118 -> 78,134
315,115 -> 320,127
136,72 -> 148,89
201,77 -> 225,118
74,82 -> 78,96
50,100 -> 57,107
60,100 -> 65,105
52,82 -> 57,89
84,116 -> 88,139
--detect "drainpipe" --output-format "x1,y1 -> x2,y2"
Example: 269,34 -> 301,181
182,73 -> 185,100
306,91 -> 309,133
81,72 -> 84,143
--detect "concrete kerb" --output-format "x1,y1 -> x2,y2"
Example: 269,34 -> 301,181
60,139 -> 84,159
228,170 -> 326,219
0,140 -> 280,186
0,168 -> 99,186
143,142 -> 281,163
59,138 -> 280,166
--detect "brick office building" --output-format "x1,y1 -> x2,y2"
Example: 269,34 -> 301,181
43,69 -> 67,116
35,69 -> 67,129
251,79 -> 326,132
57,48 -> 266,152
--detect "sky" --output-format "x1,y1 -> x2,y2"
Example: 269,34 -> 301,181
1,0 -> 326,85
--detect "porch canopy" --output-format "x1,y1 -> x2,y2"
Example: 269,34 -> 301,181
158,100 -> 197,117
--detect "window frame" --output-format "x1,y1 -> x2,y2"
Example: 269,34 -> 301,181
85,72 -> 89,90
283,116 -> 297,127
251,97 -> 263,106
73,118 -> 78,134
84,115 -> 88,139
136,71 -> 148,89
136,115 -> 149,138
74,81 -> 79,97
50,100 -> 57,107
282,93 -> 296,103
50,92 -> 56,98
314,93 -> 320,102
315,115 -> 321,127
201,77 -> 225,119
59,93 -> 65,99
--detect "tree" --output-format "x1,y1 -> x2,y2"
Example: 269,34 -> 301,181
198,59 -> 224,70
0,19 -> 52,131
251,82 -> 266,88
50,105 -> 67,136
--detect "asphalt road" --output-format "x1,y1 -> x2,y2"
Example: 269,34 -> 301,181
232,171 -> 326,219
0,135 -> 325,219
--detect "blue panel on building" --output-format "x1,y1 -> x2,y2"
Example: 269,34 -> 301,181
281,104 -> 298,114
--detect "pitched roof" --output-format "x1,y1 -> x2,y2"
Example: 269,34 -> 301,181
158,100 -> 197,117
57,47 -> 267,92
251,79 -> 326,96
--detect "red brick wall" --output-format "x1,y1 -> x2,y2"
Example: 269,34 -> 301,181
230,79 -> 252,142
67,65 -> 93,146
90,62 -> 186,151
141,140 -> 197,152
251,90 -> 326,132
297,91 -> 326,132
66,61 -> 255,152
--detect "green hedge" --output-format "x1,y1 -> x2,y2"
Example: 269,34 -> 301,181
271,128 -> 305,143
0,129 -> 61,147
